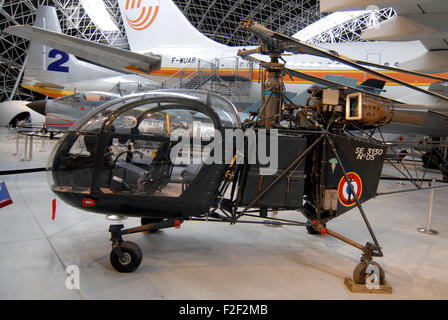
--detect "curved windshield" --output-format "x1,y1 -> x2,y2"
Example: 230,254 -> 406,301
48,90 -> 232,200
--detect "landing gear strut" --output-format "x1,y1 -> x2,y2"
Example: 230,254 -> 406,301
108,218 -> 182,273
313,222 -> 386,286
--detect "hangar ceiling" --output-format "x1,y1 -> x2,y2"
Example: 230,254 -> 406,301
0,0 -> 392,102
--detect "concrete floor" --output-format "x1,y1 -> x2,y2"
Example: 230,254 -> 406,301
0,127 -> 447,300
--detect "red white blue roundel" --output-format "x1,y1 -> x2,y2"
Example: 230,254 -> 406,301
338,172 -> 362,207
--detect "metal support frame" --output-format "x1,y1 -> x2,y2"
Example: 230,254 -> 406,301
206,87 -> 385,265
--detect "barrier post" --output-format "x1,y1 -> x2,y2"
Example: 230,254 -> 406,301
13,129 -> 20,156
22,133 -> 28,161
29,135 -> 33,160
418,178 -> 439,235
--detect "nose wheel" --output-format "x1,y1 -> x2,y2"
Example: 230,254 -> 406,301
110,241 -> 142,273
108,218 -> 183,273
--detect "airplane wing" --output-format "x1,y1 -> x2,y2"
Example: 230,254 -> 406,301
6,25 -> 161,75
320,0 -> 448,73
320,0 -> 441,14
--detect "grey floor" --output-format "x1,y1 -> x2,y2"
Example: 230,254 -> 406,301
0,128 -> 447,300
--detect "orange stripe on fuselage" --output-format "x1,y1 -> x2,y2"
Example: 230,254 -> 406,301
124,65 -> 148,74
151,68 -> 448,86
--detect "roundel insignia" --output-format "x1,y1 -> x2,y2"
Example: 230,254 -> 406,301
337,172 -> 362,207
125,0 -> 160,31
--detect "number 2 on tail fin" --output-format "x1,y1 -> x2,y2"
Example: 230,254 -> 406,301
47,49 -> 69,73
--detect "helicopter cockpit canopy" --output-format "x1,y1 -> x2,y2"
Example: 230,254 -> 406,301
47,90 -> 240,218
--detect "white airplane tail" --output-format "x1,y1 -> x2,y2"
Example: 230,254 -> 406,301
24,6 -> 116,94
118,0 -> 224,52
25,6 -> 79,85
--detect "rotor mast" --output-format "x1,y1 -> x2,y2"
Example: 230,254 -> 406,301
240,19 -> 286,128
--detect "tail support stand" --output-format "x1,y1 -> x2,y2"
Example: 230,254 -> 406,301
316,223 -> 391,293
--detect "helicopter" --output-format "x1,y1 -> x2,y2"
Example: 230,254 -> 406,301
46,19 -> 448,288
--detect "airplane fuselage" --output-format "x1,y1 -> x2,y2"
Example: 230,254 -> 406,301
145,40 -> 448,106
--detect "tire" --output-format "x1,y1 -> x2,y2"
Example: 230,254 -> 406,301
110,241 -> 142,273
353,261 -> 385,286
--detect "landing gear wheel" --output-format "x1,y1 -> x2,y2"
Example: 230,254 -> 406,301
110,241 -> 142,273
141,217 -> 164,232
353,261 -> 385,286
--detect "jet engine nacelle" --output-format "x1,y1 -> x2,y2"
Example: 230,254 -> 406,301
0,100 -> 45,127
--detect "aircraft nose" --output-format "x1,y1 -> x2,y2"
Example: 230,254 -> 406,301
27,100 -> 46,115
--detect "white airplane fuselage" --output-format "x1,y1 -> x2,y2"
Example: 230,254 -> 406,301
22,1 -> 448,108
142,40 -> 443,106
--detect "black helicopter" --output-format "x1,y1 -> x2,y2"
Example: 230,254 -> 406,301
47,20 -> 448,287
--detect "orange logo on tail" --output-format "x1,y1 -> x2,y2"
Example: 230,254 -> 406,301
125,0 -> 160,30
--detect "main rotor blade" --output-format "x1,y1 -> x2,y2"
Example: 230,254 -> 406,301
284,68 -> 403,104
271,32 -> 448,103
237,49 -> 403,103
349,59 -> 448,83
429,109 -> 448,118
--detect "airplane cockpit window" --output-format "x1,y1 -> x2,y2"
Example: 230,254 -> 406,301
82,92 -> 118,102
56,93 -> 80,105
